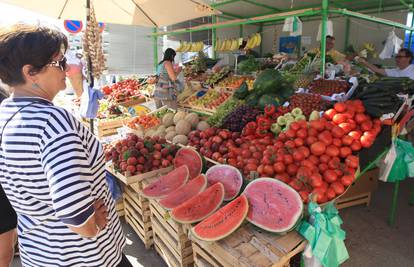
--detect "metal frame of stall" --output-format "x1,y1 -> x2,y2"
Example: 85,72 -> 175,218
149,1 -> 414,226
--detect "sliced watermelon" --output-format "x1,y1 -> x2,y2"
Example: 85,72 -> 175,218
243,178 -> 303,233
159,174 -> 207,210
171,182 -> 224,224
206,164 -> 243,201
192,194 -> 248,242
173,147 -> 203,179
141,165 -> 189,199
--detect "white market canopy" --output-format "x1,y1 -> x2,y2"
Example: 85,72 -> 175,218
0,0 -> 221,27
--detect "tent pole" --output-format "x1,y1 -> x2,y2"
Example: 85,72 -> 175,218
409,11 -> 414,48
153,28 -> 158,71
320,0 -> 328,75
344,17 -> 350,52
86,0 -> 94,134
259,23 -> 263,57
212,15 -> 217,59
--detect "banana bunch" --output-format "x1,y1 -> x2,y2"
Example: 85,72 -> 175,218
176,41 -> 204,52
215,38 -> 243,52
359,42 -> 377,58
245,33 -> 261,49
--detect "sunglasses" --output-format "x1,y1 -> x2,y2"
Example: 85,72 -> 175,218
47,56 -> 67,71
395,55 -> 408,58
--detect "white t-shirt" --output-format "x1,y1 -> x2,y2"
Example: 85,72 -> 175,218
385,64 -> 414,80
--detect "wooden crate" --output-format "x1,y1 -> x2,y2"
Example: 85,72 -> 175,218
115,198 -> 125,217
124,183 -> 153,249
335,168 -> 379,210
118,97 -> 147,107
84,118 -> 129,139
107,164 -> 173,185
191,224 -> 306,267
150,199 -> 193,267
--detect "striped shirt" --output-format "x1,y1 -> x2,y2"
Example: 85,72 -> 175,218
0,97 -> 125,267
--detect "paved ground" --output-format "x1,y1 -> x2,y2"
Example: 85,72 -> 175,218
12,180 -> 414,267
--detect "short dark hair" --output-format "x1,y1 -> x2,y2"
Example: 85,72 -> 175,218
326,35 -> 335,40
399,48 -> 413,63
0,24 -> 68,86
159,48 -> 176,65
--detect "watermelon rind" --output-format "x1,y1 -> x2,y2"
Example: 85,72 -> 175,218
159,174 -> 208,210
205,164 -> 243,201
173,147 -> 203,179
171,182 -> 224,224
191,194 -> 248,242
141,165 -> 189,199
243,178 -> 303,233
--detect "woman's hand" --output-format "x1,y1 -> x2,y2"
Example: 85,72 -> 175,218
94,199 -> 108,231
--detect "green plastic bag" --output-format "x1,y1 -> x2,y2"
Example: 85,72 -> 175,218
387,138 -> 414,182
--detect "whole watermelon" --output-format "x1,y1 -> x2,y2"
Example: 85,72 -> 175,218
258,94 -> 283,110
233,82 -> 249,100
253,69 -> 282,95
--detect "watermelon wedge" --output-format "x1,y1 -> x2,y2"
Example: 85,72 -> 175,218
171,182 -> 224,224
243,178 -> 303,233
159,174 -> 208,210
141,165 -> 189,199
192,194 -> 248,242
206,164 -> 243,201
173,147 -> 203,179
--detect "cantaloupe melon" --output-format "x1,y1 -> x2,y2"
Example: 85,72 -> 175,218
175,120 -> 191,135
162,113 -> 174,127
184,113 -> 199,128
197,121 -> 210,131
173,111 -> 187,125
172,135 -> 188,145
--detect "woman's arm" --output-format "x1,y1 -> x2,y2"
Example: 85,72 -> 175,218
358,58 -> 387,76
164,61 -> 177,81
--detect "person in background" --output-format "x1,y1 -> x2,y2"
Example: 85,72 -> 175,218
308,35 -> 346,63
0,85 -> 17,267
65,50 -> 85,98
0,24 -> 131,267
154,48 -> 182,109
358,48 -> 414,80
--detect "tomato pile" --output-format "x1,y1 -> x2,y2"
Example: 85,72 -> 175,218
289,93 -> 330,117
309,79 -> 350,96
105,134 -> 178,175
102,79 -> 144,103
125,115 -> 160,130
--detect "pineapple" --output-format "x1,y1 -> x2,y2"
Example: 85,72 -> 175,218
293,56 -> 319,90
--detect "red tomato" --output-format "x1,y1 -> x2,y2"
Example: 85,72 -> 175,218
294,138 -> 305,147
297,166 -> 313,179
257,164 -> 265,176
311,141 -> 326,156
245,163 -> 258,172
308,127 -> 319,137
341,135 -> 354,146
324,169 -> 338,183
331,182 -> 345,195
318,163 -> 329,173
345,155 -> 359,169
318,131 -> 333,146
273,162 -> 286,174
310,120 -> 325,132
290,122 -> 301,131
332,126 -> 345,138
283,154 -> 294,165
333,114 -> 348,124
326,145 -> 340,157
361,120 -> 373,132
241,149 -> 252,158
306,136 -> 318,146
326,188 -> 337,200
320,154 -> 330,163
360,135 -> 374,148
332,138 -> 342,147
263,165 -> 274,176
308,155 -> 320,165
285,140 -> 296,149
323,109 -> 337,120
298,146 -> 311,158
355,113 -> 368,124
341,175 -> 354,186
292,150 -> 305,161
289,178 -> 304,191
287,164 -> 299,176
334,102 -> 347,113
285,129 -> 296,139
348,130 -> 362,140
338,123 -> 353,134
261,156 -> 273,165
310,173 -> 323,188
276,173 -> 291,183
312,188 -> 327,204
325,121 -> 335,131
299,191 -> 309,203
339,146 -> 352,158
350,140 -> 362,151
296,129 -> 308,139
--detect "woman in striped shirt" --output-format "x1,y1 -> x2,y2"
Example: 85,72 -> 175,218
0,25 -> 130,266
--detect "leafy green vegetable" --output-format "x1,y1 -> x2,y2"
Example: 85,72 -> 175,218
207,98 -> 244,127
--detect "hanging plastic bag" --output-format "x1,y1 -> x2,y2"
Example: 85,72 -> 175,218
283,16 -> 302,36
317,20 -> 333,41
80,85 -> 104,119
379,138 -> 414,182
379,31 -> 403,59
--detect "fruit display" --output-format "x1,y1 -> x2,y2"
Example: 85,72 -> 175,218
171,182 -> 225,224
141,165 -> 189,199
270,107 -> 320,135
173,147 -> 204,179
205,164 -> 243,201
159,174 -> 208,210
243,178 -> 303,233
206,67 -> 232,86
309,79 -> 351,96
102,79 -> 145,103
191,195 -> 248,241
184,90 -> 232,111
207,98 -> 244,127
245,33 -> 262,49
217,75 -> 251,90
238,56 -> 260,74
104,134 -> 178,175
176,41 -> 204,52
221,104 -> 261,132
125,114 -> 160,133
289,93 -> 330,118
96,100 -> 131,121
215,38 -> 243,52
